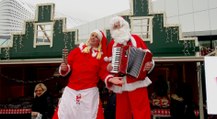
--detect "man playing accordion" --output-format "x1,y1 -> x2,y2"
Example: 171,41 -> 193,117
105,16 -> 155,119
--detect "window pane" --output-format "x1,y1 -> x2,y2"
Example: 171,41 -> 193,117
131,17 -> 152,42
38,25 -> 45,31
45,25 -> 52,30
36,37 -> 44,43
38,31 -> 44,37
46,31 -> 52,36
132,20 -> 141,25
133,26 -> 142,32
35,23 -> 53,46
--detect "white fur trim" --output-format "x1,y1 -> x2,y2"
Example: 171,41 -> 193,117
104,57 -> 109,62
59,64 -> 71,76
104,75 -> 114,87
79,42 -> 85,51
148,59 -> 155,74
130,36 -> 137,47
92,49 -> 97,57
104,56 -> 112,62
108,76 -> 152,93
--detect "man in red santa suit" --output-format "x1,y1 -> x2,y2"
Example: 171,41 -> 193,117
52,29 -> 123,119
106,16 -> 155,119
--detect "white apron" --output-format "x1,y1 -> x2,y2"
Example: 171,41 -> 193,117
58,86 -> 99,119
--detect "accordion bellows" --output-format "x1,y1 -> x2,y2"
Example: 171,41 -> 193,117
111,46 -> 152,79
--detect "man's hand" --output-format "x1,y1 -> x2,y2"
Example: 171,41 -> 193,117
108,77 -> 124,85
143,61 -> 153,71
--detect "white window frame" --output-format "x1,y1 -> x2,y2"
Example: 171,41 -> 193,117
34,22 -> 54,48
130,16 -> 154,43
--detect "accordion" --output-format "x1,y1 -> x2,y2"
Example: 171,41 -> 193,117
111,45 -> 152,79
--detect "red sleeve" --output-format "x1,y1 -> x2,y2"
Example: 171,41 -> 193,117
107,40 -> 115,59
103,40 -> 116,87
67,48 -> 79,66
99,56 -> 114,87
132,34 -> 148,50
59,47 -> 79,76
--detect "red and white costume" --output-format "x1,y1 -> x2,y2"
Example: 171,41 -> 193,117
52,30 -> 112,119
106,16 -> 154,119
107,34 -> 153,92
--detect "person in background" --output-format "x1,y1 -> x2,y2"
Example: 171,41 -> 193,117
151,75 -> 170,109
104,90 -> 116,119
32,83 -> 54,119
52,29 -> 123,119
170,81 -> 196,119
105,16 -> 155,119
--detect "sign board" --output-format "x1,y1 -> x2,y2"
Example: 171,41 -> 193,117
204,56 -> 217,114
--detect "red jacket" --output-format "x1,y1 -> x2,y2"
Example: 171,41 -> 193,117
60,46 -> 111,90
107,34 -> 153,93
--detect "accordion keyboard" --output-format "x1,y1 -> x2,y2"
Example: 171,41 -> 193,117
111,47 -> 121,73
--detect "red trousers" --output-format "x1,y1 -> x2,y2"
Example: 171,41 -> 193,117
116,87 -> 151,119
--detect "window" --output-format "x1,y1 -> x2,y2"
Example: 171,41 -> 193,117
34,22 -> 53,48
130,16 -> 153,43
199,39 -> 217,56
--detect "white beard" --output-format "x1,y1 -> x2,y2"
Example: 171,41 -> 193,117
111,27 -> 131,45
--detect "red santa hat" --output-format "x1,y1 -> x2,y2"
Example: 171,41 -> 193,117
89,29 -> 108,59
109,16 -> 130,31
91,29 -> 103,41
99,30 -> 107,57
109,16 -> 131,45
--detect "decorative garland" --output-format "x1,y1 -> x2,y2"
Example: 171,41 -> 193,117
0,74 -> 58,84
